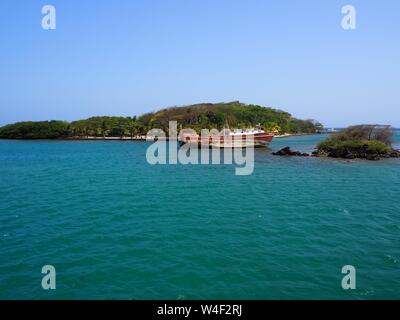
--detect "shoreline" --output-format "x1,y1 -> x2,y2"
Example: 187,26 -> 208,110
274,133 -> 321,139
0,136 -> 147,141
0,133 -> 322,141
274,133 -> 293,138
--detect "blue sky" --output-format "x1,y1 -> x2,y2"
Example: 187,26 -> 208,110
0,0 -> 399,127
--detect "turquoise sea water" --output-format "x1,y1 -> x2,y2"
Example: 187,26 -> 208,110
0,133 -> 399,300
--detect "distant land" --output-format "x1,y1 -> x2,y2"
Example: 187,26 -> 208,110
0,101 -> 324,139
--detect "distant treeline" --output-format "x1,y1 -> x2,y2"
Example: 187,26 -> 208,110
0,102 -> 323,139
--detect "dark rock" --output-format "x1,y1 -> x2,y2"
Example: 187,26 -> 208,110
366,154 -> 380,161
272,147 -> 309,157
389,150 -> 400,158
274,146 -> 291,155
344,152 -> 356,159
315,146 -> 400,160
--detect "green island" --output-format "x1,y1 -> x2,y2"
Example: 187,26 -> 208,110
1,102 -> 398,161
0,101 -> 323,139
273,125 -> 399,160
315,125 -> 400,160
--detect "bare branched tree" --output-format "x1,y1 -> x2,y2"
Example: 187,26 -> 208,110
333,125 -> 393,146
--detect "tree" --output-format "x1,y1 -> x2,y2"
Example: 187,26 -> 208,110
335,125 -> 393,146
101,120 -> 108,138
264,122 -> 281,133
127,116 -> 137,139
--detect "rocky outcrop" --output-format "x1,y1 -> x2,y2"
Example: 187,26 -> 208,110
272,147 -> 309,157
315,148 -> 400,160
389,149 -> 400,157
273,146 -> 400,160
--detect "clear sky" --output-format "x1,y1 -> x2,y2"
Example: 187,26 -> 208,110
0,0 -> 399,127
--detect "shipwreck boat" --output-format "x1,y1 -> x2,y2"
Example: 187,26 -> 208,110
180,125 -> 274,148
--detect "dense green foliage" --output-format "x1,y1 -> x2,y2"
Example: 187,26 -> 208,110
138,101 -> 323,134
0,102 -> 323,139
0,121 -> 69,139
318,139 -> 390,155
317,125 -> 395,158
69,116 -> 140,138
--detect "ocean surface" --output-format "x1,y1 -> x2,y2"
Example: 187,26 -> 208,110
0,132 -> 399,299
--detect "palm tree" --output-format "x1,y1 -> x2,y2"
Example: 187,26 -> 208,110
128,116 -> 137,139
101,120 -> 108,138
